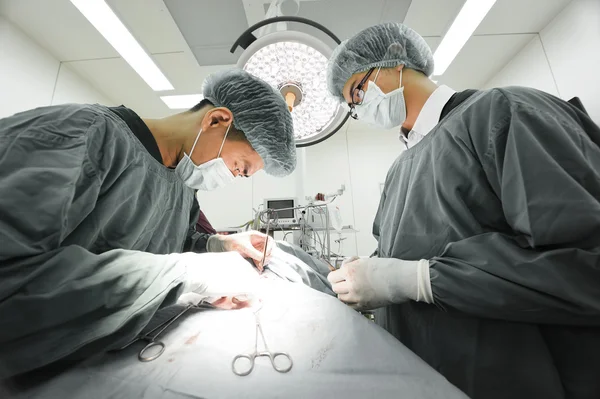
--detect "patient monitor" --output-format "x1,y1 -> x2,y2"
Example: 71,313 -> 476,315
263,197 -> 297,225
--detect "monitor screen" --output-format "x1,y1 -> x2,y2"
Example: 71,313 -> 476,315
266,199 -> 295,219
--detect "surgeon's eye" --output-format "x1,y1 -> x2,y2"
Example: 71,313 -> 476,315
235,168 -> 248,178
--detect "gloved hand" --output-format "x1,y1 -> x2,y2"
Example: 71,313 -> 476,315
327,257 -> 434,310
207,231 -> 274,271
178,251 -> 260,296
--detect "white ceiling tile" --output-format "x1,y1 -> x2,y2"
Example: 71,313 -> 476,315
423,36 -> 442,54
403,0 -> 571,37
436,33 -> 536,90
154,53 -> 235,92
64,56 -> 238,119
0,0 -> 190,62
192,45 -> 240,66
294,0 -> 404,41
403,0 -> 466,36
380,0 -> 416,25
65,57 -> 173,118
107,0 -> 189,54
1,0 -> 572,122
0,0 -> 118,61
164,0 -> 248,48
476,0 -> 572,34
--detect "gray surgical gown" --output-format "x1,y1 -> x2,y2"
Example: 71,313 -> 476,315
0,104 -> 203,378
373,87 -> 600,399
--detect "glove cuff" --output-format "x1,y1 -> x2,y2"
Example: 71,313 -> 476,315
206,234 -> 225,253
416,259 -> 434,304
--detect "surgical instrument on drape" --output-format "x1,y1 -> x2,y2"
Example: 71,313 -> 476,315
261,209 -> 274,270
116,301 -> 219,362
232,304 -> 293,376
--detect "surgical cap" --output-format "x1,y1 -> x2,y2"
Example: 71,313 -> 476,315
327,22 -> 434,102
202,69 -> 296,177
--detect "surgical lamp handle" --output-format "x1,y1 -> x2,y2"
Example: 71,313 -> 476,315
230,16 -> 342,54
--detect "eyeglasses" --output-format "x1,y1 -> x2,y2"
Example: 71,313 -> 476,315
348,67 -> 376,120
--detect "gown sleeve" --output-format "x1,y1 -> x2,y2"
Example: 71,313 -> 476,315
0,105 -> 189,377
183,197 -> 212,253
429,89 -> 600,325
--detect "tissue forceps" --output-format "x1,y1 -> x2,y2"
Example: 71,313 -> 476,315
232,305 -> 293,376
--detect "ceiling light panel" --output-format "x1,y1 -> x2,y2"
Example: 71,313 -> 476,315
70,0 -> 174,91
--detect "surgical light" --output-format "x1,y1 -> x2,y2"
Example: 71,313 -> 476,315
70,0 -> 173,91
231,17 -> 348,147
433,0 -> 498,75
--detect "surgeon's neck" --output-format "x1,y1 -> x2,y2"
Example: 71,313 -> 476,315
401,69 -> 439,132
143,110 -> 207,168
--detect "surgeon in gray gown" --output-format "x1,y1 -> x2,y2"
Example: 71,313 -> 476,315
326,22 -> 600,399
0,69 -> 296,378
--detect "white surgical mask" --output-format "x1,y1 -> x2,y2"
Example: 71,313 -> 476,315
356,68 -> 406,129
175,124 -> 235,191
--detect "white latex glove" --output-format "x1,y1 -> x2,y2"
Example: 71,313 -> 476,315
327,257 -> 434,310
177,251 -> 260,296
207,231 -> 274,271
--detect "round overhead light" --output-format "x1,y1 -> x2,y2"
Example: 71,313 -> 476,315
231,17 -> 348,147
240,32 -> 344,145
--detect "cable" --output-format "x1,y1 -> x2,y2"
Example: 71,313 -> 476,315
342,123 -> 359,254
305,224 -> 326,259
255,201 -> 340,251
336,235 -> 345,255
258,208 -> 300,244
259,209 -> 281,239
318,211 -> 328,258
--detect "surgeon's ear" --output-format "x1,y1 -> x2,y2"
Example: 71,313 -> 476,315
202,107 -> 234,131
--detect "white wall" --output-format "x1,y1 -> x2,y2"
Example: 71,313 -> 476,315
0,15 -> 114,119
198,121 -> 404,257
484,36 -> 559,96
485,0 -> 600,123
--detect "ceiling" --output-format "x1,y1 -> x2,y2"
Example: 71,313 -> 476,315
0,0 -> 572,118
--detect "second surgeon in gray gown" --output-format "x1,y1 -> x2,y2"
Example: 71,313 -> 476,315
0,69 -> 296,378
326,23 -> 600,399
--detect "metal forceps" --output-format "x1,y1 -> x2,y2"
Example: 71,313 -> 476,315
118,301 -> 216,362
232,305 -> 293,376
259,209 -> 274,272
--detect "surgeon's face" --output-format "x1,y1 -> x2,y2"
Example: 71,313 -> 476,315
219,136 -> 264,178
195,108 -> 264,178
342,65 -> 404,105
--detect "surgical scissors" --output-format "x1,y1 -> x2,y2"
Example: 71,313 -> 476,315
232,305 -> 293,376
116,301 -> 217,362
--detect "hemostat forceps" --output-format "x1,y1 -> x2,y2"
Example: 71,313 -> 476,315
232,304 -> 293,376
117,301 -> 218,362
